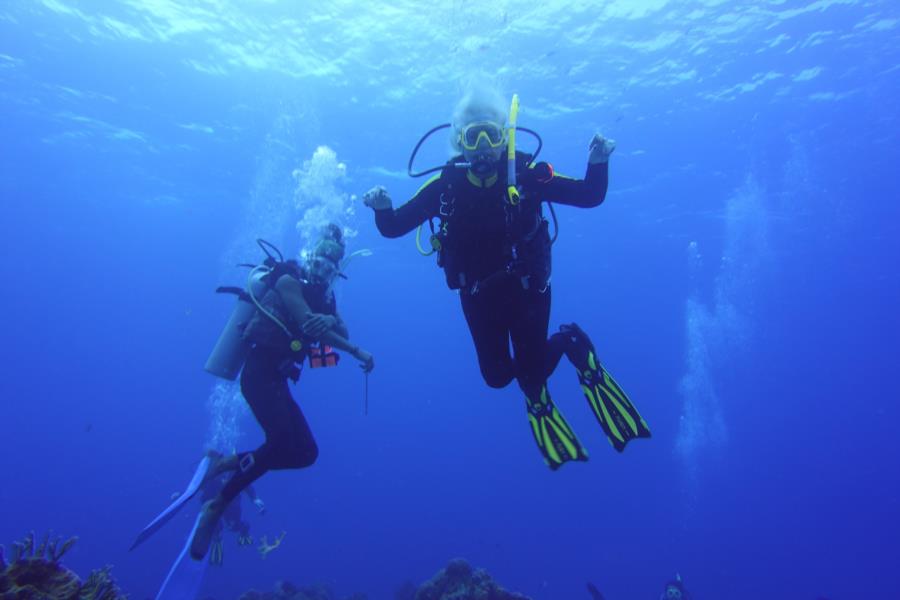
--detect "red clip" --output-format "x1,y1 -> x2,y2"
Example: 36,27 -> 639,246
537,162 -> 554,183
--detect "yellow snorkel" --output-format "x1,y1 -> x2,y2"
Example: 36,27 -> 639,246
506,93 -> 520,206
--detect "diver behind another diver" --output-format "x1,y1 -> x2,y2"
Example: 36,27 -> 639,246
363,85 -> 650,469
659,575 -> 691,600
585,574 -> 692,600
189,224 -> 375,560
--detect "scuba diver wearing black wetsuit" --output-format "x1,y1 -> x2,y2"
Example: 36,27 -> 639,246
189,225 -> 374,560
364,90 -> 650,470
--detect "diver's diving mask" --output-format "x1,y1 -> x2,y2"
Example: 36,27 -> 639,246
459,120 -> 506,150
307,254 -> 340,286
664,586 -> 683,600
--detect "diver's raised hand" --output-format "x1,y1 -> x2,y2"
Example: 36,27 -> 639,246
363,185 -> 392,210
353,347 -> 375,373
303,313 -> 337,338
588,133 -> 616,164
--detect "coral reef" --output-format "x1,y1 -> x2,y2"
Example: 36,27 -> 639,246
0,532 -> 126,600
236,580 -> 366,600
414,558 -> 531,600
258,532 -> 287,559
394,580 -> 417,600
237,558 -> 530,600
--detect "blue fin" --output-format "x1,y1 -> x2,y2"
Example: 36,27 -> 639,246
155,513 -> 209,600
130,456 -> 211,551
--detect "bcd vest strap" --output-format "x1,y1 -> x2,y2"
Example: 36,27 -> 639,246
215,286 -> 251,302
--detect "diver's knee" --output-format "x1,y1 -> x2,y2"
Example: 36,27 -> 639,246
482,370 -> 512,389
293,442 -> 318,468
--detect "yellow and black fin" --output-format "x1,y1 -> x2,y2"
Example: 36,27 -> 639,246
561,323 -> 651,452
525,385 -> 589,470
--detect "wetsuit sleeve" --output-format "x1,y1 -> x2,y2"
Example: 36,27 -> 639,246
320,329 -> 359,356
373,175 -> 443,238
532,161 -> 608,208
276,275 -> 362,357
275,275 -> 313,323
332,310 -> 349,339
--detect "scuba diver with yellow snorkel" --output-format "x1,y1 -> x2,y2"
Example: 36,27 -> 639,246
363,87 -> 650,470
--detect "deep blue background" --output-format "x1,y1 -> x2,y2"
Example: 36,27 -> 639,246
1,2 -> 899,599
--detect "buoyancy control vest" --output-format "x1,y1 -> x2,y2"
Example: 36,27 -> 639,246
242,267 -> 337,356
204,241 -> 338,381
430,152 -> 552,294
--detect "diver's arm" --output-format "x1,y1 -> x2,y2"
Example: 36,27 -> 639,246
534,161 -> 608,208
532,133 -> 614,208
275,275 -> 314,322
278,276 -> 353,352
332,310 -> 349,339
277,275 -> 373,371
317,330 -> 359,356
370,178 -> 442,238
320,329 -> 374,372
300,309 -> 347,340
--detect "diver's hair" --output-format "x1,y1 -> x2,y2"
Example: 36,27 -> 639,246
313,222 -> 345,263
450,81 -> 508,153
321,222 -> 344,247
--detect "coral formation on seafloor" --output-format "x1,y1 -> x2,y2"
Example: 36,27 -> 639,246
236,579 -> 367,600
0,532 -> 126,600
414,558 -> 532,600
393,580 -> 417,600
237,558 -> 531,600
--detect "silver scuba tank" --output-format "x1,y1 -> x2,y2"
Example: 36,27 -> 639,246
204,269 -> 268,380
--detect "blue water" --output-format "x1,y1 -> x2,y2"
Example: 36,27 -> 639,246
2,2 -> 899,599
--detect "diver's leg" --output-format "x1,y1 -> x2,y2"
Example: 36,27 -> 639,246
219,348 -> 312,500
509,284 -> 552,395
264,394 -> 318,471
460,283 -> 515,389
544,329 -> 569,379
191,348 -> 285,560
510,285 -> 588,469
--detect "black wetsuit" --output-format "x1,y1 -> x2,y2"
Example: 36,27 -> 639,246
374,154 -> 608,396
219,275 -> 336,503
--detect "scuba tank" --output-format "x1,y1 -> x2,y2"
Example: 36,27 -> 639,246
204,239 -> 286,381
205,236 -> 369,380
204,267 -> 268,380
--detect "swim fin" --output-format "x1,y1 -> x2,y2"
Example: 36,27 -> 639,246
525,385 -> 589,470
560,323 -> 651,452
131,451 -> 235,551
155,512 -> 209,600
130,456 -> 212,551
